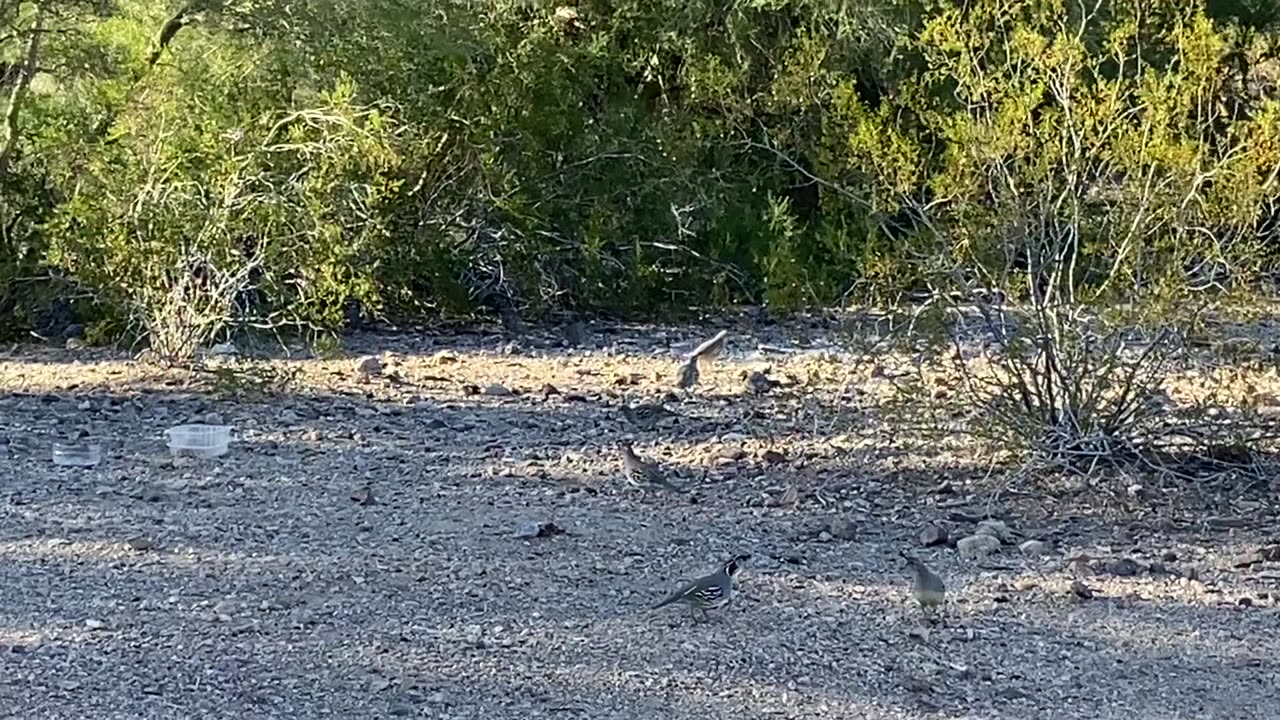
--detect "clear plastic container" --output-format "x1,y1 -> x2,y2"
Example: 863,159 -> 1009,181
165,424 -> 232,458
52,442 -> 102,467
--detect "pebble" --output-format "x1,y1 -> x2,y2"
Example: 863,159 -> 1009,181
975,519 -> 1014,544
919,524 -> 948,547
957,534 -> 1001,558
1019,540 -> 1051,556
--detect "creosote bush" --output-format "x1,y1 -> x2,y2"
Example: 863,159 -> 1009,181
0,0 -> 1276,358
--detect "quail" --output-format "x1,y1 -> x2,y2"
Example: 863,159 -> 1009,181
675,357 -> 699,389
901,551 -> 946,620
621,402 -> 679,430
561,320 -> 587,347
690,329 -> 729,363
618,441 -> 686,493
652,553 -> 751,621
744,369 -> 777,394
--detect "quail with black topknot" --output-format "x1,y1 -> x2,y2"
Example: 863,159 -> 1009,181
652,553 -> 751,621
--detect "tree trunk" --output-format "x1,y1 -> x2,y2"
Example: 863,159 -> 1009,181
0,1 -> 46,183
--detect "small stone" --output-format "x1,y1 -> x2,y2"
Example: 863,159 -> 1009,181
919,524 -> 948,547
826,516 -> 858,540
761,449 -> 788,465
1071,580 -> 1095,599
125,536 -> 156,552
745,370 -> 776,394
482,383 -> 512,397
975,519 -> 1014,544
279,409 -> 299,423
63,324 -> 86,339
1104,557 -> 1142,577
357,355 -> 383,377
65,338 -> 86,350
770,485 -> 799,508
350,486 -> 377,506
957,534 -> 1001,558
1019,540 -> 1051,557
203,412 -> 224,425
1237,597 -> 1253,608
514,520 -> 565,539
540,383 -> 560,397
818,531 -> 833,543
84,618 -> 106,630
716,446 -> 747,461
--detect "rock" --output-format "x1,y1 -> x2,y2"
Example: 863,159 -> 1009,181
84,618 -> 106,630
350,486 -> 377,506
715,446 -> 747,461
65,338 -> 86,350
745,370 -> 777,394
62,324 -> 86,339
826,516 -> 858,540
561,321 -> 587,347
1071,580 -> 1095,599
1233,546 -> 1280,567
357,355 -> 383,377
818,531 -> 833,543
482,383 -> 512,397
975,519 -> 1014,544
957,534 -> 1001,558
1103,557 -> 1142,577
777,485 -> 799,507
761,449 -> 788,465
514,520 -> 565,540
919,524 -> 949,547
1019,540 -> 1051,557
279,409 -> 299,424
540,383 -> 560,397
125,536 -> 156,552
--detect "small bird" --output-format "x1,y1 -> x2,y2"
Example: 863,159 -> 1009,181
652,553 -> 751,621
618,441 -> 686,493
690,329 -> 729,363
561,320 -> 588,347
621,402 -> 679,430
744,369 -> 777,395
675,357 -> 699,389
901,551 -> 946,620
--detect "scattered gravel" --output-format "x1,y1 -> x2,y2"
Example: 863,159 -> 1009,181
1,320 -> 1278,720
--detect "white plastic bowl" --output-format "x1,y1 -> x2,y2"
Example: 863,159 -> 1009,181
165,424 -> 232,458
52,442 -> 102,467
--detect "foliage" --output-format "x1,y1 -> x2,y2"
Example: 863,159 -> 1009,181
0,0 -> 1278,352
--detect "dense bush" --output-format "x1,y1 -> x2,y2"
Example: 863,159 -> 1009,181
1,0 -> 1277,349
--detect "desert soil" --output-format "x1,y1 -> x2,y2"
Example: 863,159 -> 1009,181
1,317 -> 1279,720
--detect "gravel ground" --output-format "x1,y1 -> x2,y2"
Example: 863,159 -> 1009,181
2,319 -> 1279,720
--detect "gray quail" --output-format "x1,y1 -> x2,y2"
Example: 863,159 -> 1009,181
653,553 -> 751,621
